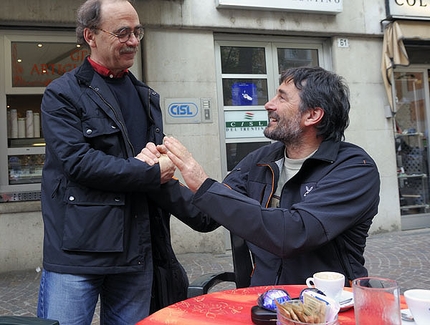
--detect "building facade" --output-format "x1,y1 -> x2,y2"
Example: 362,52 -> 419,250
0,0 -> 429,272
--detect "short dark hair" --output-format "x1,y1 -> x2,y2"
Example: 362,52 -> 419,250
280,66 -> 350,142
76,0 -> 133,47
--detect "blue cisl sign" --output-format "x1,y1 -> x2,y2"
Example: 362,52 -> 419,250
167,102 -> 198,118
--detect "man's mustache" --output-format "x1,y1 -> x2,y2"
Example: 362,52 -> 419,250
120,47 -> 137,54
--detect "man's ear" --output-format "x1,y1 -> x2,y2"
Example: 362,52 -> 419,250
83,28 -> 97,48
304,107 -> 324,126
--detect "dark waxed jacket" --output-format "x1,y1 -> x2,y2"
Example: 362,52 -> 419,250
41,58 -> 218,276
193,139 -> 380,286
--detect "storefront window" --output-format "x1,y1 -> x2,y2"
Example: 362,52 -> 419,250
216,38 -> 325,174
277,48 -> 319,72
394,70 -> 430,216
8,154 -> 44,185
222,79 -> 268,106
226,142 -> 270,171
221,46 -> 266,74
1,34 -> 82,201
11,41 -> 87,87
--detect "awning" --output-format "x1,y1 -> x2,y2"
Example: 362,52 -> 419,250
381,20 -> 430,110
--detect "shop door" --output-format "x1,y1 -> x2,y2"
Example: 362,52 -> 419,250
215,37 -> 329,176
393,68 -> 430,229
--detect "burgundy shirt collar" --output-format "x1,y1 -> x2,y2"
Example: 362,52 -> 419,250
87,57 -> 128,79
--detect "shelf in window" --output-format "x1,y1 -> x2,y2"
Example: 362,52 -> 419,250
8,137 -> 45,148
398,173 -> 427,178
400,204 -> 429,211
395,132 -> 424,137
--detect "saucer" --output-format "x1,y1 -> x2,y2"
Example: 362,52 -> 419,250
339,290 -> 354,312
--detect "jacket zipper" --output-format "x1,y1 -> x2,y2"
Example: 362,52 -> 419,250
258,162 -> 282,284
258,163 -> 277,208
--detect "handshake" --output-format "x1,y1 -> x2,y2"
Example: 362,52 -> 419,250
135,136 -> 208,192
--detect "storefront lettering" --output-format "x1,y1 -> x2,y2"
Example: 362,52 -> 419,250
12,44 -> 89,87
70,48 -> 90,61
226,121 -> 267,128
387,0 -> 430,18
30,63 -> 77,76
226,126 -> 265,131
394,0 -> 427,6
30,48 -> 88,76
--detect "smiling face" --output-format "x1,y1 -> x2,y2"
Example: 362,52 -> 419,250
263,79 -> 305,145
85,0 -> 141,74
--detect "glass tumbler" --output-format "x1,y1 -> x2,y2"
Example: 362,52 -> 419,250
352,277 -> 401,325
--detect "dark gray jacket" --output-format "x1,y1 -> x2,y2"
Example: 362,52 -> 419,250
41,59 -> 217,277
193,140 -> 380,286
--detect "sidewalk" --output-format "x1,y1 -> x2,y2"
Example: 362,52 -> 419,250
1,228 -> 430,322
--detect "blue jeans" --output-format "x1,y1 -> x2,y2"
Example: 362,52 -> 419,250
37,269 -> 152,325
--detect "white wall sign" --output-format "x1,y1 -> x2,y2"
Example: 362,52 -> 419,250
165,98 -> 201,124
225,110 -> 268,138
386,0 -> 430,20
216,0 -> 343,15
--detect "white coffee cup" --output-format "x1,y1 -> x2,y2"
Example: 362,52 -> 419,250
306,271 -> 345,302
404,289 -> 430,325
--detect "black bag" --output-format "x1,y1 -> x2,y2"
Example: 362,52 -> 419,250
149,207 -> 189,314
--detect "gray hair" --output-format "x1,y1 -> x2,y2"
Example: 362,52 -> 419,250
76,0 -> 133,46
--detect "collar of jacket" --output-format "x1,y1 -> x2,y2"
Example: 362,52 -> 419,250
74,57 -> 155,122
258,139 -> 341,165
75,57 -> 135,86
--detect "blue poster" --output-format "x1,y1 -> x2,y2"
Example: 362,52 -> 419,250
232,82 -> 258,106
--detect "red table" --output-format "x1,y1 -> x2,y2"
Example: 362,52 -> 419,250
136,285 -> 408,324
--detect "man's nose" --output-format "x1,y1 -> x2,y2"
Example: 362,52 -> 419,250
265,97 -> 276,111
127,32 -> 140,45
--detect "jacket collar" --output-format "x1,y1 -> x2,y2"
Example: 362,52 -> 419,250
259,139 -> 340,165
75,58 -> 98,86
312,139 -> 341,163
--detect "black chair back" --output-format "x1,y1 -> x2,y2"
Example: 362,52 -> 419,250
187,232 -> 253,297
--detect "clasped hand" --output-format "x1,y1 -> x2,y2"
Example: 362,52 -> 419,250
135,142 -> 174,184
136,137 -> 208,192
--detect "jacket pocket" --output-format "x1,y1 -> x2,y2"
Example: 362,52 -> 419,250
62,185 -> 125,253
82,117 -> 124,156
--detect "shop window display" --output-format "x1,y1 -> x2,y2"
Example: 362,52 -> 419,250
394,71 -> 430,215
1,36 -> 82,201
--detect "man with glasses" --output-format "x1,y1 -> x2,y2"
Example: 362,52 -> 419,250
37,1 -> 218,324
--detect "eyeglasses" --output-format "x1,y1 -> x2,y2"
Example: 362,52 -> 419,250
97,26 -> 144,43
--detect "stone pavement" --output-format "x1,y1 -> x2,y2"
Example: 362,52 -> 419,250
1,228 -> 430,323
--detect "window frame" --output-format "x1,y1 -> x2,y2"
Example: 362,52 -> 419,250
214,34 -> 331,177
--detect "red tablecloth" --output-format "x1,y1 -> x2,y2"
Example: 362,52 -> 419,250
137,285 -> 408,324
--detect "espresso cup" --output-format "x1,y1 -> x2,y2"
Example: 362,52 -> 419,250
404,289 -> 430,325
305,271 -> 345,302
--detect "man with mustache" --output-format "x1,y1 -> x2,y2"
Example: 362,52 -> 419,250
145,66 -> 380,288
37,0 -> 219,324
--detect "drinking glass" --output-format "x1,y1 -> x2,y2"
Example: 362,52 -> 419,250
352,277 -> 401,325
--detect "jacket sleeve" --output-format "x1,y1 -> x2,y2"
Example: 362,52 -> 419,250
147,179 -> 220,232
192,155 -> 380,259
41,78 -> 161,193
